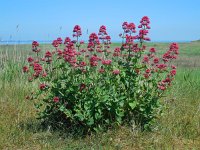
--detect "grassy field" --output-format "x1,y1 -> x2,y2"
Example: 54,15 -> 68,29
0,42 -> 200,149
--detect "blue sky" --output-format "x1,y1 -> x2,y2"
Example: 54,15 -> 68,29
0,0 -> 200,42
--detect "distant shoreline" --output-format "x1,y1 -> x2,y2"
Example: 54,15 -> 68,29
0,40 -> 191,45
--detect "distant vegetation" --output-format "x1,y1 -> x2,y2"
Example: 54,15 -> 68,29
191,39 -> 200,42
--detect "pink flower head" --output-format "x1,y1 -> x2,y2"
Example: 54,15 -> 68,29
42,72 -> 47,77
149,47 -> 156,53
57,37 -> 63,44
158,85 -> 166,91
139,29 -> 148,36
32,41 -> 39,48
105,35 -> 111,41
122,22 -> 128,30
162,51 -> 171,62
171,65 -> 176,69
112,69 -> 120,75
33,63 -> 43,75
52,40 -> 59,48
90,55 -> 99,67
80,49 -> 86,53
53,97 -> 59,103
143,55 -> 149,63
158,81 -> 166,91
170,43 -> 179,53
90,55 -> 99,62
39,83 -> 47,90
163,78 -> 171,84
99,25 -> 107,35
32,41 -> 40,52
73,25 -> 82,37
125,35 -> 134,44
170,69 -> 176,76
153,57 -> 159,64
41,58 -> 45,61
98,68 -> 105,73
156,64 -> 167,70
89,33 -> 99,41
23,66 -> 29,73
80,83 -> 86,92
143,73 -> 151,79
45,51 -> 52,58
57,49 -> 63,56
64,37 -> 71,44
79,61 -> 87,67
80,40 -> 84,44
27,57 -> 34,63
140,16 -> 150,26
114,47 -> 121,53
145,69 -> 151,74
102,59 -> 112,65
128,23 -> 136,33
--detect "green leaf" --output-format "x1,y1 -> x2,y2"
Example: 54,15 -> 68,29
87,117 -> 94,126
129,101 -> 137,109
59,105 -> 65,112
65,109 -> 73,118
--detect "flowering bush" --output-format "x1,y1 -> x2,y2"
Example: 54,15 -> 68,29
23,16 -> 179,132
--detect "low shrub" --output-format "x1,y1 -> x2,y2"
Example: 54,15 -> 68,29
23,16 -> 179,132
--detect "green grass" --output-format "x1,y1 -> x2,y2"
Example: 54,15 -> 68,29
0,42 -> 200,149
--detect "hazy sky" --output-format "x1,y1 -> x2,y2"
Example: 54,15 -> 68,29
0,0 -> 200,42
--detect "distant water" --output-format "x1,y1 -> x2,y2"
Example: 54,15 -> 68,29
0,40 -> 191,45
0,40 -> 51,45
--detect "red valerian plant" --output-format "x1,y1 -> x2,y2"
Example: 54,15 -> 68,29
23,16 -> 179,132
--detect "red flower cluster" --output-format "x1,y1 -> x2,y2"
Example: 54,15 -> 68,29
158,71 -> 175,91
45,51 -> 52,63
149,47 -> 156,53
32,41 -> 39,47
162,43 -> 179,62
24,18 -> 179,97
23,66 -> 29,73
73,25 -> 82,37
156,64 -> 167,70
102,59 -> 112,65
79,61 -> 87,67
39,83 -> 47,90
52,40 -> 59,48
143,55 -> 149,63
90,55 -> 99,67
57,37 -> 62,44
137,16 -> 150,41
27,56 -> 34,63
98,67 -> 105,73
33,63 -> 43,77
53,97 -> 59,103
80,83 -> 86,92
122,22 -> 136,33
63,43 -> 77,66
32,41 -> 40,53
88,33 -> 100,51
64,37 -> 71,44
98,25 -> 107,36
113,47 -> 121,57
138,16 -> 150,28
153,57 -> 159,64
112,69 -> 120,75
143,68 -> 151,78
125,35 -> 136,45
